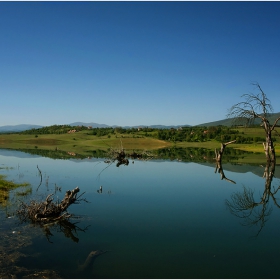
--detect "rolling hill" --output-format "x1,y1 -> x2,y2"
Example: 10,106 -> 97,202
196,112 -> 280,127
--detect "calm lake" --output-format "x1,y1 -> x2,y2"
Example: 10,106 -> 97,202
1,148 -> 280,278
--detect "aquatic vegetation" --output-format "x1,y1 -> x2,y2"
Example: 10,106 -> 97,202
0,174 -> 30,207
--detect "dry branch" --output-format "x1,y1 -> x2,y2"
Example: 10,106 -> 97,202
17,187 -> 86,224
215,140 -> 236,162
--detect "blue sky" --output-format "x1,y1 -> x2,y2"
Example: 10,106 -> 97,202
1,1 -> 280,127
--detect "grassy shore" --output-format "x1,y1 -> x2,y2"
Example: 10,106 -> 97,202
1,128 -> 280,164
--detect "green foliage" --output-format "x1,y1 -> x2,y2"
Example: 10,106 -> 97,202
0,174 -> 30,191
21,124 -> 89,135
153,147 -> 253,163
18,123 -> 279,145
156,126 -> 243,143
10,147 -> 108,160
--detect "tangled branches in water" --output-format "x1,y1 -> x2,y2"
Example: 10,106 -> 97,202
105,148 -> 129,167
105,147 -> 155,167
16,187 -> 88,224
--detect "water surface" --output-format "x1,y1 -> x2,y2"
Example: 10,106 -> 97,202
1,148 -> 280,278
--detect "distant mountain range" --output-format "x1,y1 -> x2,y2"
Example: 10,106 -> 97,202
69,122 -> 191,129
0,123 -> 190,132
0,124 -> 43,133
1,112 -> 279,132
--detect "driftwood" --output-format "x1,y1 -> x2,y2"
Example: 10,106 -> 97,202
17,187 -> 87,224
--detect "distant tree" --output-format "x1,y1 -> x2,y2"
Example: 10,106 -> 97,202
227,83 -> 280,162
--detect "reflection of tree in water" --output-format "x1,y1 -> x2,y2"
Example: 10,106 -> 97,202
214,141 -> 237,184
4,147 -> 109,160
4,187 -> 90,277
225,161 -> 280,236
0,216 -> 89,278
155,147 -> 250,163
99,143 -> 155,177
0,215 -> 61,278
104,142 -> 154,168
36,218 -> 90,243
3,146 -> 254,165
16,186 -> 90,243
215,161 -> 236,184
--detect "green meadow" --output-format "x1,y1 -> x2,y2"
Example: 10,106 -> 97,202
0,126 -> 280,164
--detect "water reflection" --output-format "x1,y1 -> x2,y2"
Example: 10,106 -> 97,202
154,146 -> 250,162
37,219 -> 90,243
215,160 -> 236,184
16,185 -> 90,244
1,147 -> 280,278
2,146 -> 254,163
225,160 -> 280,236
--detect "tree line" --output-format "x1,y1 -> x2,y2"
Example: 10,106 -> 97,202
20,124 -> 275,144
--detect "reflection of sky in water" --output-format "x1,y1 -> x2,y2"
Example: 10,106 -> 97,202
1,149 -> 280,278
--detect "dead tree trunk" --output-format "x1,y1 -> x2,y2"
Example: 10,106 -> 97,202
262,120 -> 277,163
215,140 -> 236,163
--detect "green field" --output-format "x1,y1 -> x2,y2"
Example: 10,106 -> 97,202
1,127 -> 280,164
0,131 -> 172,155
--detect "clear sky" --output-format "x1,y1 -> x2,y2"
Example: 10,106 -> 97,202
1,1 -> 280,127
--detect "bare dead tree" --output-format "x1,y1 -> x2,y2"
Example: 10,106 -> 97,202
227,83 -> 280,162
